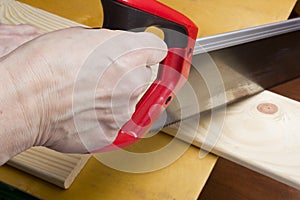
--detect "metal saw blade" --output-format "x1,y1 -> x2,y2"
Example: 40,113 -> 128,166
150,18 -> 300,133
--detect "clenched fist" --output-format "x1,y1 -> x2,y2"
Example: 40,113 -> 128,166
0,25 -> 167,165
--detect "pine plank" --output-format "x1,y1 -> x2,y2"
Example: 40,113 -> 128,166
8,147 -> 91,189
0,0 -> 83,30
163,90 -> 300,189
199,78 -> 300,200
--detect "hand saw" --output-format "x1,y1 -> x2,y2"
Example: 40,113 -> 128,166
95,0 -> 300,152
93,0 -> 198,152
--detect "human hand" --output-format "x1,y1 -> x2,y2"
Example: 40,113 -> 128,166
0,24 -> 42,58
0,26 -> 167,164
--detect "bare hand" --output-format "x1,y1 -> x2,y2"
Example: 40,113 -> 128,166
0,26 -> 167,164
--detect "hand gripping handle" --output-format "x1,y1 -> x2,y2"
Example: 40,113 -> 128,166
93,0 -> 198,152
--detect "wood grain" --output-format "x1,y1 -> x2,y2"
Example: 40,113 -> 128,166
0,0 -> 83,30
8,147 -> 91,189
199,78 -> 300,199
164,90 -> 300,189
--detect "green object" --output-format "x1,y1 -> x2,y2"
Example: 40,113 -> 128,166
0,182 -> 41,200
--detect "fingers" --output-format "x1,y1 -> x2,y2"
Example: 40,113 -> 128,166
0,24 -> 42,35
82,30 -> 167,91
94,30 -> 168,68
56,27 -> 167,68
71,27 -> 168,66
122,31 -> 168,66
72,27 -> 168,99
0,24 -> 42,58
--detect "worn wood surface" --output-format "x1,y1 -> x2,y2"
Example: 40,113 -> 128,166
199,78 -> 300,199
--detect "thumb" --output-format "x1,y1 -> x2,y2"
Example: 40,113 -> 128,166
92,31 -> 168,71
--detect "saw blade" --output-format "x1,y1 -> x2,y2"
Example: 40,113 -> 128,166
149,18 -> 300,133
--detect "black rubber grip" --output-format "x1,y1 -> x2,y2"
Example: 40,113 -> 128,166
101,0 -> 188,48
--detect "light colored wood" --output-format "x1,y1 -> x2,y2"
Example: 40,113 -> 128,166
0,0 -> 84,30
17,0 -> 103,28
163,91 -> 300,189
8,147 -> 91,189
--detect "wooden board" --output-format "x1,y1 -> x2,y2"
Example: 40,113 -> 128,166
199,78 -> 300,200
8,147 -> 91,189
164,90 -> 300,189
0,0 -> 83,30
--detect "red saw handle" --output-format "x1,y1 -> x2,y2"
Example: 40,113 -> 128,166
93,0 -> 198,152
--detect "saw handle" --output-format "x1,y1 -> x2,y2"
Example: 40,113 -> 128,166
93,0 -> 198,152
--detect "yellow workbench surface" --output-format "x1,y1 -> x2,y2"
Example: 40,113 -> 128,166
0,0 -> 297,199
19,0 -> 297,37
0,133 -> 216,199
